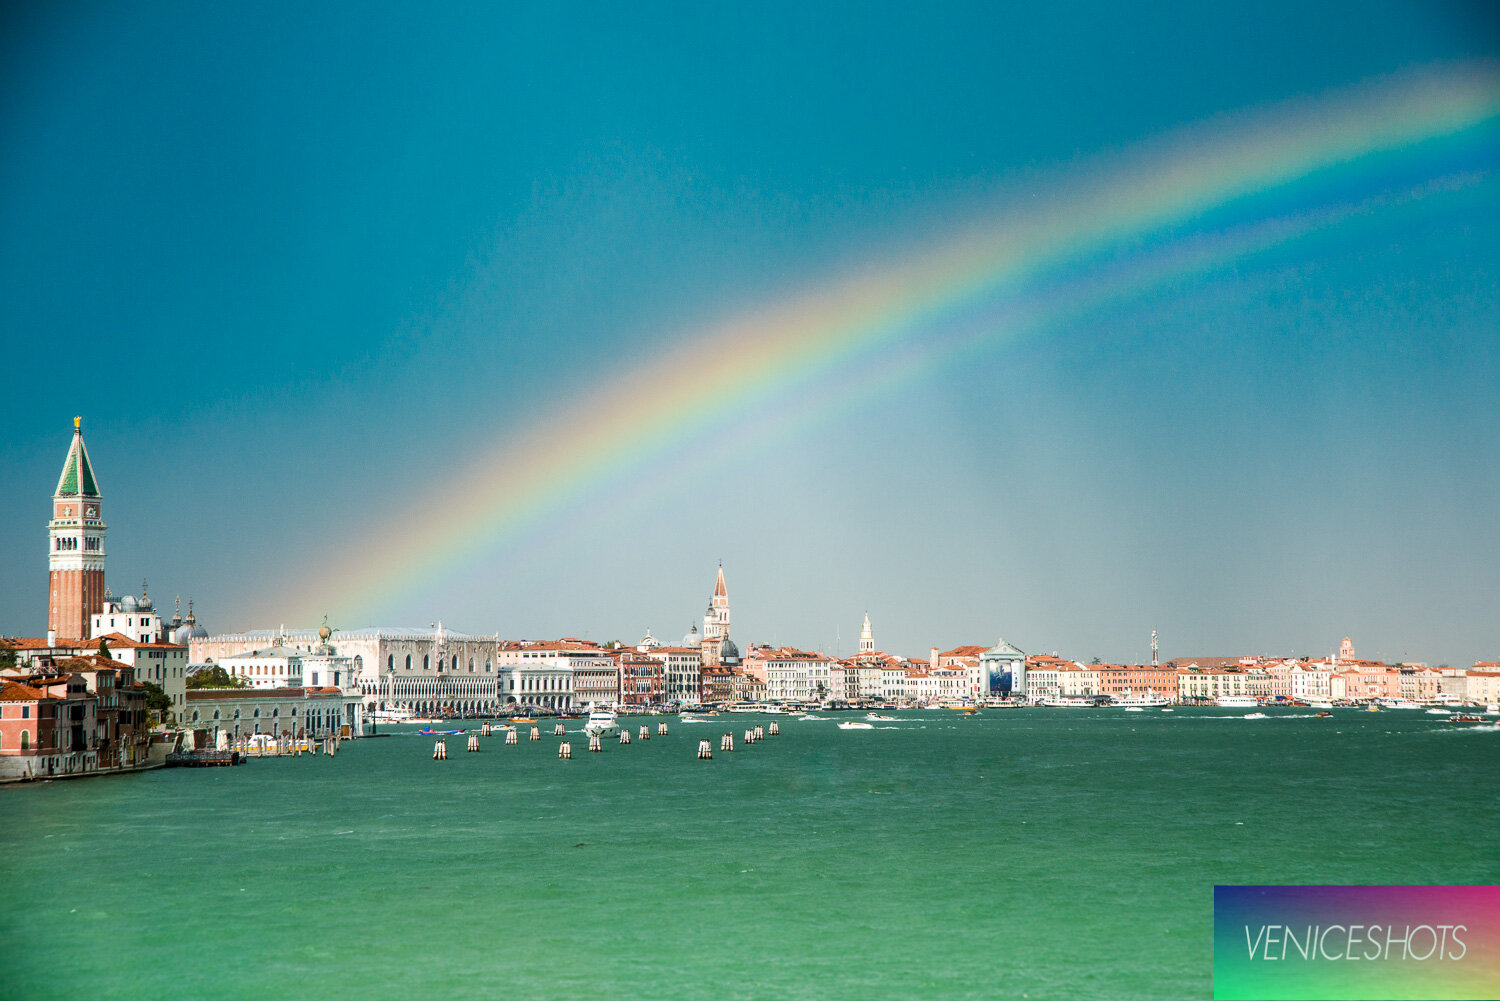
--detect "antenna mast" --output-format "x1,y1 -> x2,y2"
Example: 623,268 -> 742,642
1151,629 -> 1159,667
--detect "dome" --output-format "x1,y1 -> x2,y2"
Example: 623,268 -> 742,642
720,638 -> 740,665
682,625 -> 701,648
119,595 -> 139,613
638,629 -> 661,650
137,594 -> 153,611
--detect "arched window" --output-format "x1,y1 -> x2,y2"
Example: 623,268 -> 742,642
21,730 -> 30,750
192,710 -> 200,722
452,655 -> 458,671
253,708 -> 260,718
469,658 -> 475,672
486,660 -> 492,672
423,655 -> 430,671
388,654 -> 394,670
405,654 -> 412,670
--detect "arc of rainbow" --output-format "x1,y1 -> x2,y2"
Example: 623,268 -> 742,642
284,62 -> 1498,622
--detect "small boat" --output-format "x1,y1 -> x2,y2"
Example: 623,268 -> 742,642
1426,707 -> 1451,715
1379,699 -> 1422,710
1486,704 -> 1499,715
1160,708 -> 1174,712
1447,714 -> 1486,723
418,727 -> 466,735
963,708 -> 979,716
1242,712 -> 1267,719
837,721 -> 874,730
1315,711 -> 1333,717
1124,706 -> 1144,712
865,713 -> 897,721
1366,703 -> 1381,712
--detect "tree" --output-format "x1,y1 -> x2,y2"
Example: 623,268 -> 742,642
1090,657 -> 1101,665
186,665 -> 249,690
97,637 -> 111,659
139,680 -> 173,719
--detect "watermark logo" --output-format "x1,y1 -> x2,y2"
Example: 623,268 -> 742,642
1214,886 -> 1500,1000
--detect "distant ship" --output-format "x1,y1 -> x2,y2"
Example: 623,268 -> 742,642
1111,691 -> 1172,708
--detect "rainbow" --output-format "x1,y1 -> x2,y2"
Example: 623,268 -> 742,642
284,61 -> 1499,622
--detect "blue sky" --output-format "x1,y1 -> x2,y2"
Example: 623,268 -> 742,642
2,1 -> 1497,665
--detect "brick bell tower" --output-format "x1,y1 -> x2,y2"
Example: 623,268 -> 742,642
48,416 -> 107,640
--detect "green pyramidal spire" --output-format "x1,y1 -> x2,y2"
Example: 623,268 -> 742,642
55,416 -> 100,497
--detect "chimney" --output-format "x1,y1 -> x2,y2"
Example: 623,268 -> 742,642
47,627 -> 56,646
930,646 -> 938,670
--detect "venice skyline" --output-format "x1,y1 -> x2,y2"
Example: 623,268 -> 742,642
2,2 -> 1498,667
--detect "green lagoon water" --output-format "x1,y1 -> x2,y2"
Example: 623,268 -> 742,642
2,709 -> 1497,1001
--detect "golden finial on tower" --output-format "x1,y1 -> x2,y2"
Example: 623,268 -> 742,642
74,415 -> 82,431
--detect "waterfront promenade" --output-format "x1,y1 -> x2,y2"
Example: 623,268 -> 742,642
2,707 -> 1496,1000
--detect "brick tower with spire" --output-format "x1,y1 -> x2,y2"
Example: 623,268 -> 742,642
701,564 -> 731,665
47,417 -> 107,640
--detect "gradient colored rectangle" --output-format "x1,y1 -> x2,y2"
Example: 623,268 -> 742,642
1215,885 -> 1500,1000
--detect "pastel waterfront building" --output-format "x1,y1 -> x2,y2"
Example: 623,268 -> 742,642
47,418 -> 107,641
649,646 -> 708,706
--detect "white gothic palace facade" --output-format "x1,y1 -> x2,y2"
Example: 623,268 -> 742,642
192,623 -> 500,715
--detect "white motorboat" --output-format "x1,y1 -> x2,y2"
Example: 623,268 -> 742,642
1243,712 -> 1267,719
1379,699 -> 1422,710
865,713 -> 897,721
583,707 -> 621,738
372,706 -> 415,724
1124,706 -> 1144,712
1215,696 -> 1259,708
1112,691 -> 1172,707
838,721 -> 874,730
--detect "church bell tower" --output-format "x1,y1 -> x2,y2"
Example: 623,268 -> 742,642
48,417 -> 107,640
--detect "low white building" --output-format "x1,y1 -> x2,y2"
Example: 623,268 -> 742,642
748,648 -> 833,703
183,686 -> 363,740
496,639 -> 598,710
217,645 -> 355,691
